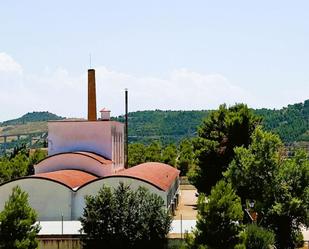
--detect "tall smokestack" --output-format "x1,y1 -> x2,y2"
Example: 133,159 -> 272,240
88,69 -> 97,121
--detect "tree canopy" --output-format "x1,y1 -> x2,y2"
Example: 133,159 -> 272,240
80,183 -> 172,249
0,149 -> 47,184
225,128 -> 309,249
188,180 -> 244,249
189,104 -> 260,194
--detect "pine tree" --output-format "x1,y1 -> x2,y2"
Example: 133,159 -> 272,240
0,186 -> 40,249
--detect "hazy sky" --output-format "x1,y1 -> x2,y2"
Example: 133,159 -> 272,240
1,0 -> 308,121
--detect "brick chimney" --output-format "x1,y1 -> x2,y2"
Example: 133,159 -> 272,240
88,69 -> 97,121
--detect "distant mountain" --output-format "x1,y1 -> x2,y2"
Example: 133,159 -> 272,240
1,99 -> 308,146
114,100 -> 309,145
114,110 -> 209,144
256,100 -> 309,143
0,112 -> 65,127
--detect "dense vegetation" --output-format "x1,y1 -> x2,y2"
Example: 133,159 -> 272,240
0,111 -> 64,127
0,148 -> 47,184
80,183 -> 171,249
0,99 -> 308,150
256,99 -> 309,142
185,104 -> 309,249
114,110 -> 209,144
114,99 -> 309,145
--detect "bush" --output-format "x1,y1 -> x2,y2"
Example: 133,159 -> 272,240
240,224 -> 275,249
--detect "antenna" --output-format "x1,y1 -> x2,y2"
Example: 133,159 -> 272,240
124,88 -> 129,168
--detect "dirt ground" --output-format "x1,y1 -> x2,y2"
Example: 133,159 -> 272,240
174,188 -> 198,220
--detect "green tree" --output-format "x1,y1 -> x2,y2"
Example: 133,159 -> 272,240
225,127 -> 283,203
0,186 -> 40,249
226,129 -> 309,249
27,149 -> 47,175
190,104 -> 260,194
144,141 -> 162,162
189,181 -> 244,249
236,224 -> 275,249
177,139 -> 195,176
264,150 -> 309,249
128,143 -> 146,167
80,183 -> 172,249
0,153 -> 29,184
161,144 -> 177,166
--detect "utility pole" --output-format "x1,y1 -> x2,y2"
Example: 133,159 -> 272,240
124,88 -> 129,168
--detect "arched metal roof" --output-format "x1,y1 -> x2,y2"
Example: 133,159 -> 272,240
33,170 -> 97,189
79,162 -> 180,191
35,151 -> 112,168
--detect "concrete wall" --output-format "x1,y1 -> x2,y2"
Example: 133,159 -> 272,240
0,176 -> 178,221
72,177 -> 167,220
38,237 -> 81,249
35,153 -> 114,177
0,179 -> 72,221
48,121 -> 124,161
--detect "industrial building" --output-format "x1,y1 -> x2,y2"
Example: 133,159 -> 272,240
0,69 -> 180,221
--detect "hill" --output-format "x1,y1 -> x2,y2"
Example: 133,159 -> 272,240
0,111 -> 64,127
0,100 -> 308,147
114,110 -> 209,144
114,100 -> 309,145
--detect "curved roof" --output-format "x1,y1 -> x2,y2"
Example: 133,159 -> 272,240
33,170 -> 97,189
35,151 -> 112,168
114,162 -> 180,191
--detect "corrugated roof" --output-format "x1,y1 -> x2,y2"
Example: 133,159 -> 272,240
33,170 -> 97,189
115,162 -> 180,191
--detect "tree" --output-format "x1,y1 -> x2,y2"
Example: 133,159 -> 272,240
27,149 -> 47,175
0,152 -> 29,184
226,128 -> 309,249
128,143 -> 146,167
225,127 -> 283,203
189,104 -> 260,194
0,186 -> 40,249
189,180 -> 244,249
161,144 -> 177,166
144,141 -> 162,162
236,224 -> 275,249
264,150 -> 309,249
80,183 -> 172,249
177,139 -> 195,176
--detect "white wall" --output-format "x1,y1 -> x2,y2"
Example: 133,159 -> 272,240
72,177 -> 167,220
0,179 -> 72,221
48,121 -> 124,161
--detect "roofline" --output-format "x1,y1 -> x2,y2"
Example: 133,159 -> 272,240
78,175 -> 165,191
35,151 -> 112,167
48,120 -> 124,126
0,176 -> 73,191
0,169 -> 99,190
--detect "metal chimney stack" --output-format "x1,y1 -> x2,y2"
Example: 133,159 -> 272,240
88,69 -> 97,121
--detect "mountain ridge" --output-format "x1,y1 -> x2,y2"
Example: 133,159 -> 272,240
0,100 -> 308,146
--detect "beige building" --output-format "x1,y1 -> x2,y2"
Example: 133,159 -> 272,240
0,69 -> 180,221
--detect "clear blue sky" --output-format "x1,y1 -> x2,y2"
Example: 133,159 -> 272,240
0,0 -> 308,121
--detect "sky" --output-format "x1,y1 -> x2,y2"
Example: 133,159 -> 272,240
0,0 -> 308,121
